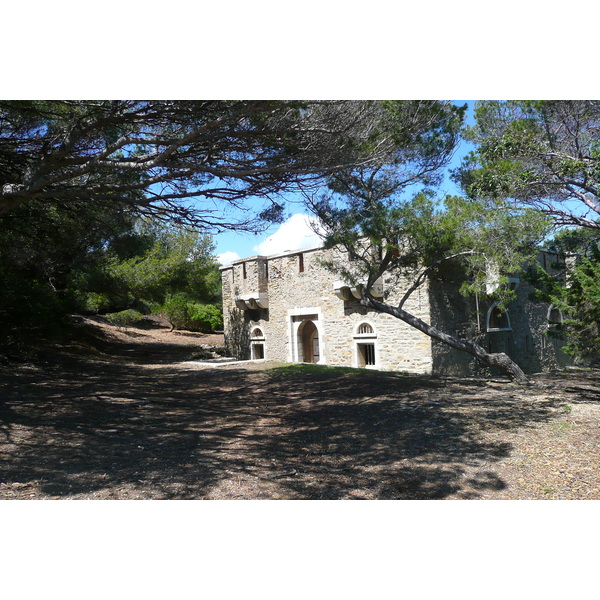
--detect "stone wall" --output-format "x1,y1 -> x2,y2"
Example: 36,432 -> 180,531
428,253 -> 571,376
221,246 -> 571,375
222,246 -> 435,373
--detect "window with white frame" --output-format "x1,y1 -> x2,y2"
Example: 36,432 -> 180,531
357,322 -> 374,335
354,321 -> 377,368
250,327 -> 266,359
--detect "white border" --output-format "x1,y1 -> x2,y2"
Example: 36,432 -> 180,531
353,320 -> 379,369
287,307 -> 325,364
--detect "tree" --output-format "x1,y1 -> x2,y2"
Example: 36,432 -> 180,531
304,101 -> 549,383
0,197 -> 135,352
0,100 -> 409,232
0,100 -> 414,352
457,100 -> 600,231
73,219 -> 224,331
101,220 -> 221,308
526,227 -> 600,361
0,197 -> 224,355
457,100 -> 600,363
312,189 -> 548,383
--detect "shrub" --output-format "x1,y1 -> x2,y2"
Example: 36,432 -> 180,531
82,292 -> 113,314
105,309 -> 145,328
160,297 -> 223,332
190,304 -> 223,332
161,296 -> 193,330
130,298 -> 154,316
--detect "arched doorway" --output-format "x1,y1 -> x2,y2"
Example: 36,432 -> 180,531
299,320 -> 320,364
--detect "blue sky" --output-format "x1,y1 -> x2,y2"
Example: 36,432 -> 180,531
213,101 -> 476,264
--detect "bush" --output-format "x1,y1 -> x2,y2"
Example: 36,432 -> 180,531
105,309 -> 145,328
82,292 -> 113,314
130,298 -> 154,316
190,304 -> 223,332
160,297 -> 222,332
161,297 -> 193,330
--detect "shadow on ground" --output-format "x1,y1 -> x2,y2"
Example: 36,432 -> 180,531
2,347 -> 591,499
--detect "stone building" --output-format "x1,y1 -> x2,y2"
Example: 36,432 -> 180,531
220,244 -> 570,376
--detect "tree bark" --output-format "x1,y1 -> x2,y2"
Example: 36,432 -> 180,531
363,294 -> 530,384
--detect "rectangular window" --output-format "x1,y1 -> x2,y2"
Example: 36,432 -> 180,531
298,253 -> 304,273
242,262 -> 247,279
358,343 -> 376,367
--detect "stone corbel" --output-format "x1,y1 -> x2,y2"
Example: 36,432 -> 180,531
234,294 -> 269,310
333,278 -> 383,300
333,281 -> 352,301
350,285 -> 363,299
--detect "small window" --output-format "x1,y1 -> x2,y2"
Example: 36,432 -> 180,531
358,343 -> 376,367
354,322 -> 377,368
298,253 -> 304,273
250,327 -> 266,360
242,262 -> 247,279
548,305 -> 564,327
487,304 -> 511,332
252,344 -> 265,359
354,321 -> 376,337
358,323 -> 374,335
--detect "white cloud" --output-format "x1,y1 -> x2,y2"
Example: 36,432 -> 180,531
252,214 -> 324,256
216,250 -> 241,266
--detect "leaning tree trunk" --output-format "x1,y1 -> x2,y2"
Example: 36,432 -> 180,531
363,295 -> 530,385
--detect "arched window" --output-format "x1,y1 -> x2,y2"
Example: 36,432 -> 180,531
357,322 -> 374,335
486,303 -> 512,332
547,305 -> 564,327
353,322 -> 377,367
250,327 -> 265,359
354,321 -> 376,338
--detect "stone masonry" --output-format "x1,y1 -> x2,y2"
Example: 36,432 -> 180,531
220,245 -> 571,376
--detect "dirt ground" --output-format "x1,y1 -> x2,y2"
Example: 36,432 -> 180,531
1,315 -> 599,500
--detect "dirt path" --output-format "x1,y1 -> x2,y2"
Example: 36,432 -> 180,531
1,317 -> 599,499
